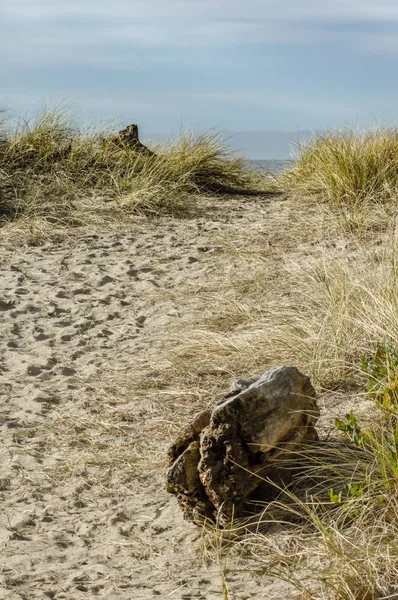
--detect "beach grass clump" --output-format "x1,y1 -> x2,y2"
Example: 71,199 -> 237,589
162,132 -> 262,194
0,108 -> 94,220
281,127 -> 398,206
0,106 -> 266,222
300,388 -> 398,597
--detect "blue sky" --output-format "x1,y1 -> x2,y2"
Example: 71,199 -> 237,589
2,0 -> 398,155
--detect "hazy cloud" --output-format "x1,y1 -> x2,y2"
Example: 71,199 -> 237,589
3,0 -> 398,22
1,0 -> 398,60
2,0 -> 398,135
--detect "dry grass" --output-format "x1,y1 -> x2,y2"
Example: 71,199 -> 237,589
0,105 -> 269,224
281,127 -> 398,206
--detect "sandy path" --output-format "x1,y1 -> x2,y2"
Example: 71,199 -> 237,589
0,195 -> 364,599
0,219 -> 215,598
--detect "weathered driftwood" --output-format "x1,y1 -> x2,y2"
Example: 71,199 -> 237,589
107,124 -> 156,157
167,366 -> 319,524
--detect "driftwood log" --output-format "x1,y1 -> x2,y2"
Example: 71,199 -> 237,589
167,366 -> 319,525
105,124 -> 156,157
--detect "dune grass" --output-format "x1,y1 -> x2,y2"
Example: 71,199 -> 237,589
282,126 -> 398,208
0,106 -> 267,223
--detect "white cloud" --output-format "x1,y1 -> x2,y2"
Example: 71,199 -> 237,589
0,0 -> 396,71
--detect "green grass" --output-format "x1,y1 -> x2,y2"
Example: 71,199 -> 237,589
0,106 -> 267,223
281,126 -> 398,207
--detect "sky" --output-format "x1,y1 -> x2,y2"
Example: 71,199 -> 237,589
2,0 -> 398,157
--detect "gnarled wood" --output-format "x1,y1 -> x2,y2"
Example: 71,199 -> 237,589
112,124 -> 156,157
167,366 -> 319,525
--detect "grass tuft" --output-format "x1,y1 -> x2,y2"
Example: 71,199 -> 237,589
0,106 -> 268,223
281,127 -> 398,207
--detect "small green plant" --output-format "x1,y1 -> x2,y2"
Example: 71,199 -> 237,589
334,341 -> 398,493
362,339 -> 398,414
329,488 -> 343,504
329,483 -> 364,505
335,410 -> 365,447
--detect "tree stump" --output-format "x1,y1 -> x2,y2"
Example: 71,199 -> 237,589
107,124 -> 156,157
167,366 -> 319,525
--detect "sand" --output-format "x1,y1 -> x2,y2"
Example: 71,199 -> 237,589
0,195 -> 373,599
